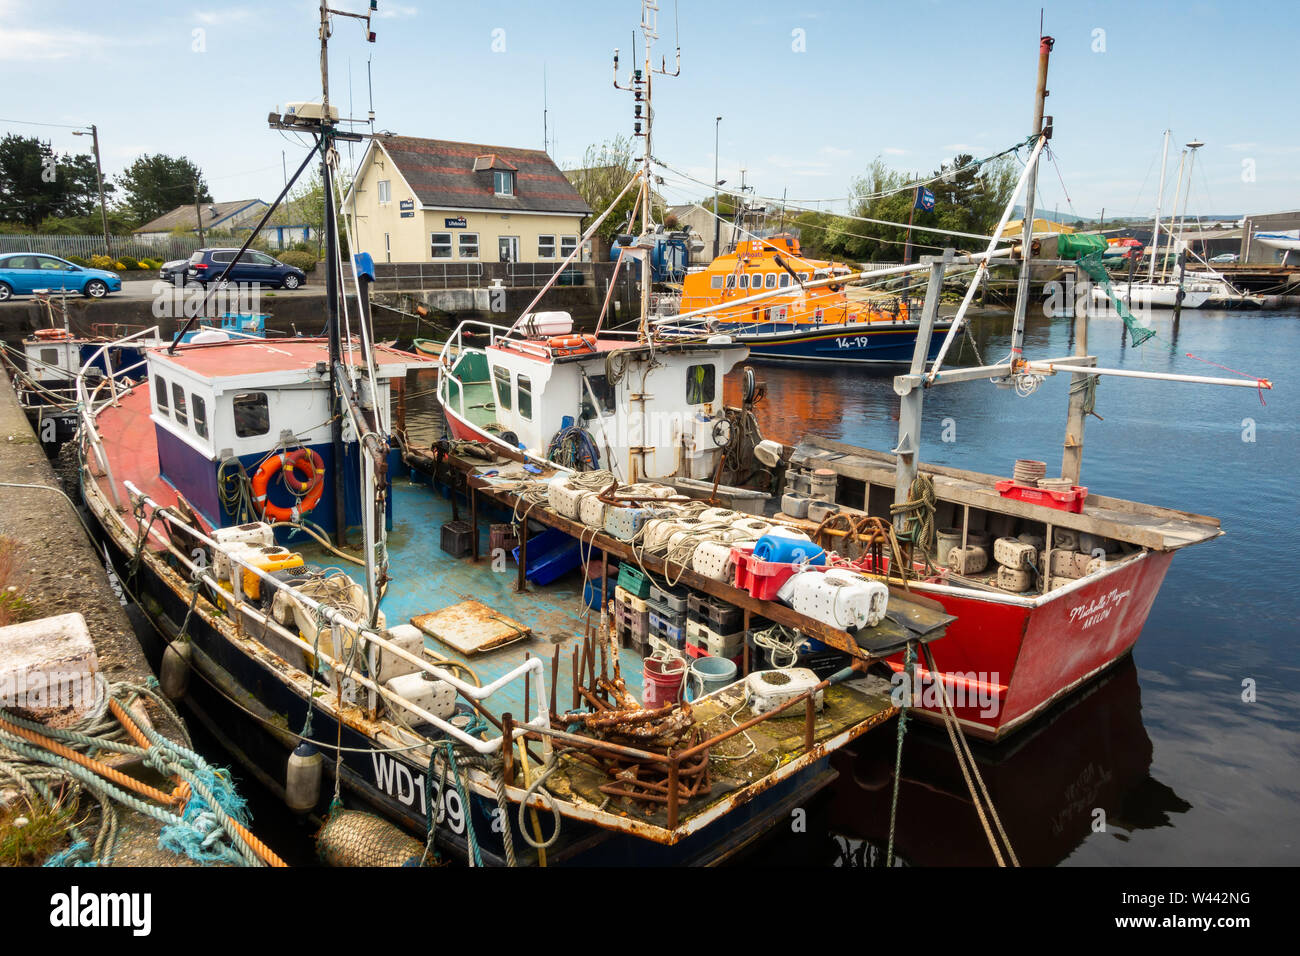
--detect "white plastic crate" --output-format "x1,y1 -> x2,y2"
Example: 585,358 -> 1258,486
578,492 -> 607,530
779,568 -> 890,630
385,672 -> 456,721
373,624 -> 426,684
548,480 -> 587,519
747,668 -> 824,715
691,540 -> 737,581
994,536 -> 1037,571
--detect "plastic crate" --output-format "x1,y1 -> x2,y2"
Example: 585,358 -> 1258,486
648,582 -> 689,615
614,601 -> 649,637
614,584 -> 648,614
687,592 -> 743,633
731,547 -> 806,602
647,609 -> 684,648
617,563 -> 652,600
994,479 -> 1088,513
440,520 -> 474,557
511,528 -> 582,585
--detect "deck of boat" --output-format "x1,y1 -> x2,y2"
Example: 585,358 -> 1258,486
793,436 -> 1222,552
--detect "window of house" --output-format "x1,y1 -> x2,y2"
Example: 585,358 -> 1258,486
233,392 -> 270,438
686,364 -> 716,406
430,233 -> 453,258
493,171 -> 515,196
192,393 -> 209,440
537,235 -> 556,259
458,233 -> 479,259
171,382 -> 188,427
377,180 -> 391,203
517,374 -> 532,420
710,275 -> 723,290
155,376 -> 169,415
560,236 -> 578,258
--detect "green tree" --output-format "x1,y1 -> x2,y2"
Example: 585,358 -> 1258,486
115,154 -> 211,225
0,135 -> 110,228
565,136 -> 662,243
293,168 -> 353,257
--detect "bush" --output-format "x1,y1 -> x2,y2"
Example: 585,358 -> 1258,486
66,255 -> 89,267
138,257 -> 161,270
88,254 -> 114,270
278,250 -> 318,273
114,255 -> 140,271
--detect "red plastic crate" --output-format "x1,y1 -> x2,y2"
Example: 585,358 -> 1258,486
731,547 -> 822,601
994,480 -> 1088,513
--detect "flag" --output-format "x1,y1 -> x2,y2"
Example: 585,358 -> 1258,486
915,186 -> 935,212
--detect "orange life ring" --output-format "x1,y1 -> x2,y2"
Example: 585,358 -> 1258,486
34,328 -> 72,340
251,450 -> 324,522
547,335 -> 595,354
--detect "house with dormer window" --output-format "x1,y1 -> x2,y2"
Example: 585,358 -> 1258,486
342,135 -> 592,264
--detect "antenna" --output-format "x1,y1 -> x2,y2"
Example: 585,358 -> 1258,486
543,64 -> 549,153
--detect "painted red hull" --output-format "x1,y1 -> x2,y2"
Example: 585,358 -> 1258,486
888,550 -> 1175,740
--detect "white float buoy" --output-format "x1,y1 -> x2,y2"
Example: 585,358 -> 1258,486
285,742 -> 323,813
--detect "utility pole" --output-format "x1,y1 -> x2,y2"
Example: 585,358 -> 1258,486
193,184 -> 206,246
72,124 -> 111,259
713,115 -> 721,258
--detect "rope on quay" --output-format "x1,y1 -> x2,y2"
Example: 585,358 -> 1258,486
0,679 -> 285,867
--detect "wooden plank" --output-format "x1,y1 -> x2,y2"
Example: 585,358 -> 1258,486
411,600 -> 531,656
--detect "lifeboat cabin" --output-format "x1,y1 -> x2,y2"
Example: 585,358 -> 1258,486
678,234 -> 908,328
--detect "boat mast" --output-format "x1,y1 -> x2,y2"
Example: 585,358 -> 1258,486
1147,130 -> 1171,282
1160,147 -> 1187,282
1006,33 -> 1054,366
615,0 -> 679,339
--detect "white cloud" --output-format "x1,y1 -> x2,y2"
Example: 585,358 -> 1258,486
820,145 -> 852,158
194,8 -> 255,26
0,27 -> 102,62
378,4 -> 418,18
882,147 -> 907,156
941,143 -> 971,152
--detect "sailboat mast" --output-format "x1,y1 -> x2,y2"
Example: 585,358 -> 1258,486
1161,148 -> 1187,282
1009,34 -> 1053,361
1147,130 -> 1171,282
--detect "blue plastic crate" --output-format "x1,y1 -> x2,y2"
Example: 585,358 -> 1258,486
512,528 -> 583,585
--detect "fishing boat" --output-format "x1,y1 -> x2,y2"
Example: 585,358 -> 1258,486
655,234 -> 952,364
75,1 -> 958,867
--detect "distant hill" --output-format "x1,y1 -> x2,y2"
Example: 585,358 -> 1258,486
1013,205 -> 1242,226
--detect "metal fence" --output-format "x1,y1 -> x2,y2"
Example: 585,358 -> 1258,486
370,260 -> 615,291
0,233 -> 197,262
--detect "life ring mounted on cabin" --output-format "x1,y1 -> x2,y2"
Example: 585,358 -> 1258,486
34,328 -> 73,340
251,449 -> 325,522
547,334 -> 597,356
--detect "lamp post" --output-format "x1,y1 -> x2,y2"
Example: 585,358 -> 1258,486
71,125 -> 111,259
713,115 -> 722,258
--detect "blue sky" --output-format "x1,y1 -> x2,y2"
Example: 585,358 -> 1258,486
2,0 -> 1295,223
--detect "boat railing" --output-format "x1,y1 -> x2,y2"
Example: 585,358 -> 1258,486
75,326 -> 162,511
118,482 -> 551,757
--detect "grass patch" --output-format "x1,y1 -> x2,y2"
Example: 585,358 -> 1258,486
0,535 -> 31,627
0,793 -> 75,866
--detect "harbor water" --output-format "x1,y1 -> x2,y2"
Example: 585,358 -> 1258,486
400,307 -> 1300,866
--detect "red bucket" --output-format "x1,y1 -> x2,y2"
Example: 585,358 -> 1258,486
642,656 -> 686,708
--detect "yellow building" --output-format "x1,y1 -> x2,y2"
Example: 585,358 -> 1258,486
343,135 -> 592,264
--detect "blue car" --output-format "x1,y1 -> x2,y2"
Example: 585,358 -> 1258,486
0,253 -> 122,301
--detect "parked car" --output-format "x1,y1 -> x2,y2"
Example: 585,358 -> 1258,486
159,258 -> 191,282
1209,253 -> 1239,264
185,248 -> 306,289
0,253 -> 121,301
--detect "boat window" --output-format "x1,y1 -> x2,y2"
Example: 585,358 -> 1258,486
192,393 -> 208,440
171,382 -> 188,427
40,347 -> 58,366
517,374 -> 532,420
155,376 -> 169,414
779,273 -> 790,288
739,275 -> 749,289
430,233 -> 452,259
581,373 -> 616,419
710,275 -> 723,289
799,272 -> 810,281
233,392 -> 270,438
725,274 -> 736,289
686,363 -> 716,406
765,273 -> 777,289
493,366 -> 512,411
